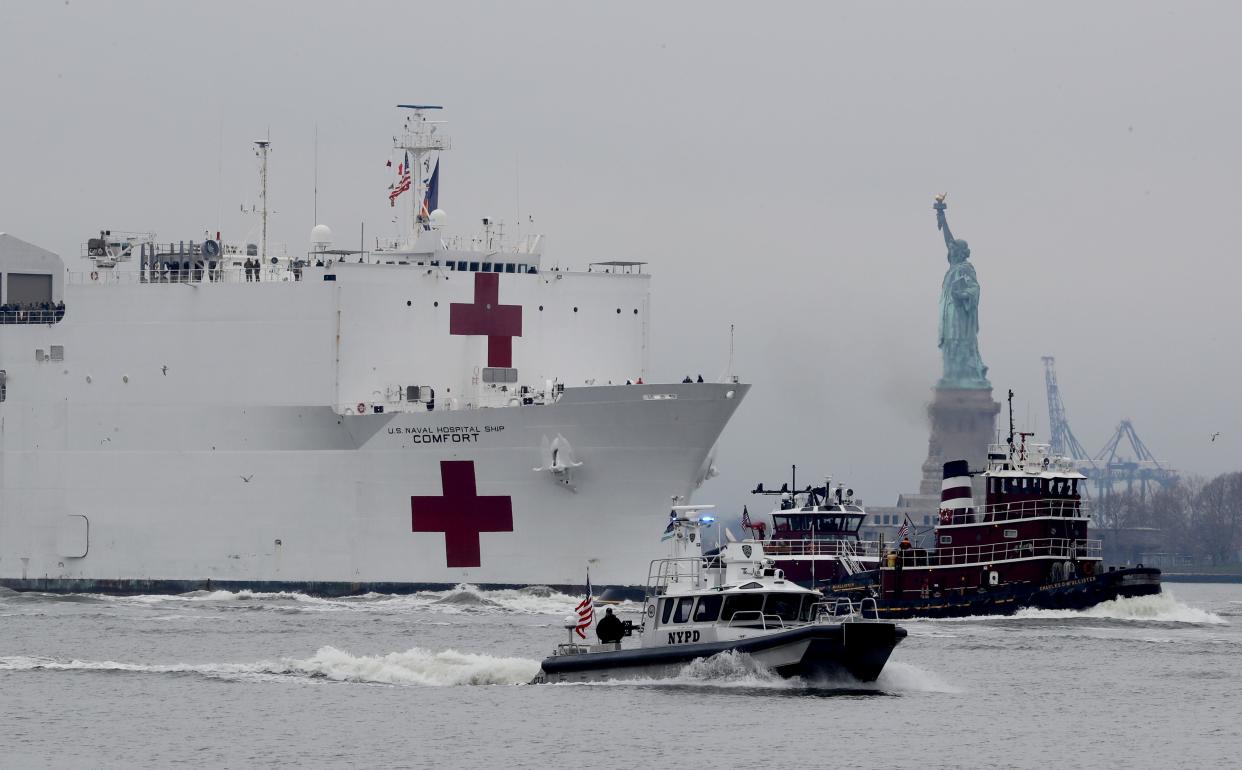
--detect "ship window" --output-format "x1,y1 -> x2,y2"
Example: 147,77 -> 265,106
1004,529 -> 1018,538
720,593 -> 764,622
764,593 -> 803,622
693,594 -> 723,622
660,598 -> 674,625
673,597 -> 695,623
456,261 -> 466,271
940,535 -> 953,545
505,263 -> 515,273
469,262 -> 480,271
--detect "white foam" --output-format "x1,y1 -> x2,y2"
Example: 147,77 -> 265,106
281,645 -> 540,686
0,646 -> 542,687
91,583 -> 633,618
873,660 -> 963,693
914,591 -> 1225,626
1012,591 -> 1226,625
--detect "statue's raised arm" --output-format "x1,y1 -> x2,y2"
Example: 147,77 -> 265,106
933,192 -> 954,250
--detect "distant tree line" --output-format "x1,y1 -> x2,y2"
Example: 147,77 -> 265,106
1093,472 -> 1242,565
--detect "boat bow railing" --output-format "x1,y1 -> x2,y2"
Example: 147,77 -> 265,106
725,611 -> 786,630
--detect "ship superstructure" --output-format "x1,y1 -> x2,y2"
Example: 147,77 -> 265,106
0,108 -> 748,594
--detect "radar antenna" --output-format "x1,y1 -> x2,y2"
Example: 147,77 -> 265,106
393,105 -> 451,242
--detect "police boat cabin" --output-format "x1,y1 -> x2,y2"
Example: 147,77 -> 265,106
531,507 -> 906,684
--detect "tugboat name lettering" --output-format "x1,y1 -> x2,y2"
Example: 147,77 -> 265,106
667,630 -> 701,645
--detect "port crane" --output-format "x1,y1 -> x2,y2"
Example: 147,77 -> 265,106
1041,357 -> 1178,500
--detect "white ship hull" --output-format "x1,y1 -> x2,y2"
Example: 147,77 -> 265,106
0,109 -> 749,594
0,383 -> 745,592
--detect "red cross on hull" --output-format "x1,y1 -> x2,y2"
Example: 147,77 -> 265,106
450,272 -> 523,368
411,460 -> 514,568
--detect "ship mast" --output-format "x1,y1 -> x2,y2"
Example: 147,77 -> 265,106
393,105 -> 450,242
253,138 -> 272,259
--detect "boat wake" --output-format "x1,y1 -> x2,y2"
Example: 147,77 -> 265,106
3,584 -> 628,618
0,645 -> 541,687
918,591 -> 1225,625
1014,591 -> 1225,625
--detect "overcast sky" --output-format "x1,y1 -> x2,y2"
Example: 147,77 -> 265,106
2,1 -> 1239,509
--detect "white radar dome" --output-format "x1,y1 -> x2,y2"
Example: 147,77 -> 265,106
429,209 -> 448,228
310,224 -> 333,250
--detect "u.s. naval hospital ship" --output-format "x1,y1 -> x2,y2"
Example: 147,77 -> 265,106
0,106 -> 748,595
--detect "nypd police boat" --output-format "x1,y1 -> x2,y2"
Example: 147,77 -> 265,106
531,507 -> 906,684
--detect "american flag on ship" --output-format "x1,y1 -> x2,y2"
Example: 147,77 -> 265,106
661,511 -> 676,541
574,571 -> 595,639
897,515 -> 911,541
389,152 -> 411,206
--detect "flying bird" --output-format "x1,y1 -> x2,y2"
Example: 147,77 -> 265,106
240,474 -> 254,483
1211,432 -> 1220,442
161,365 -> 168,376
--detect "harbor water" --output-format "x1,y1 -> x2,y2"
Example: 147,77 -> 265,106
2,583 -> 1238,769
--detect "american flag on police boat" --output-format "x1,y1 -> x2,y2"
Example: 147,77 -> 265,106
389,152 -> 411,206
661,511 -> 677,541
574,571 -> 595,639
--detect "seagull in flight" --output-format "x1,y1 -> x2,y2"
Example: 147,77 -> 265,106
1211,432 -> 1221,442
240,474 -> 254,483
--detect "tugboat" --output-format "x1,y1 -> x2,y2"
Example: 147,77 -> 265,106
741,471 -> 880,587
531,508 -> 906,683
747,401 -> 1162,619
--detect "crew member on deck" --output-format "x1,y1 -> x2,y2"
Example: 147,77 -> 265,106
596,607 -> 624,644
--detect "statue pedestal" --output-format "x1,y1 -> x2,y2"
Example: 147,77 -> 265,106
868,387 -> 1001,542
917,387 -> 1002,497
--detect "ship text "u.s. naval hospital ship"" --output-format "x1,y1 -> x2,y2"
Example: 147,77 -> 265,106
0,106 -> 748,595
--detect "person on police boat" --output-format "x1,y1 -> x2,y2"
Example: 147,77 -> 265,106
596,607 -> 625,644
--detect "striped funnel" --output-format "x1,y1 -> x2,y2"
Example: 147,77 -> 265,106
940,460 -> 973,511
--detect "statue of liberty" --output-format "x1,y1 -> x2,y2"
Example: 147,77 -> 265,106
933,193 -> 990,389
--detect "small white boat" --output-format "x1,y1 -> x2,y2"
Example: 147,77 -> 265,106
532,507 -> 906,684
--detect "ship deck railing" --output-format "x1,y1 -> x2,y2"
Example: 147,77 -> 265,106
890,537 -> 1102,569
68,267 -> 313,285
0,309 -> 65,324
763,538 -> 883,559
940,498 -> 1089,526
